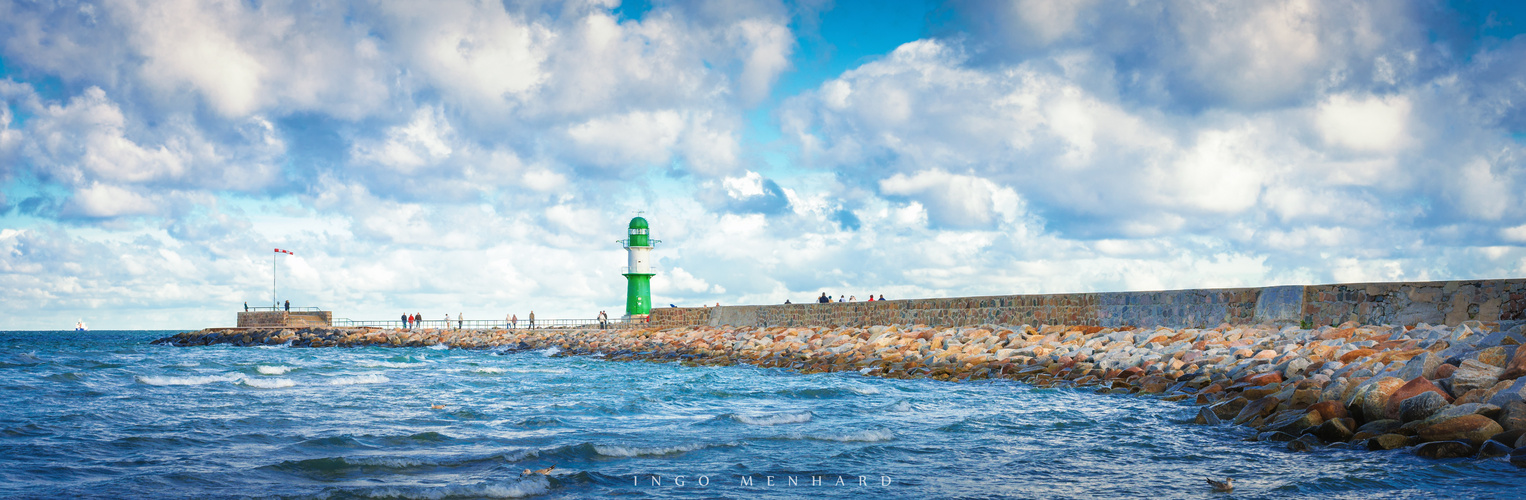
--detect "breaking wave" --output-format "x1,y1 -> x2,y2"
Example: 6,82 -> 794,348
327,374 -> 390,385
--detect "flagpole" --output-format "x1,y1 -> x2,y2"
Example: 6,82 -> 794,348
273,249 -> 277,308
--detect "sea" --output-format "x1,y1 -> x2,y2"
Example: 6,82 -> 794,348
1,330 -> 1522,499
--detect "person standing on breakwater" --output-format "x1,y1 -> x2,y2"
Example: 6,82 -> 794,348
244,302 -> 249,311
510,314 -> 517,329
457,313 -> 463,330
414,313 -> 421,330
818,293 -> 829,303
528,311 -> 535,329
878,294 -> 885,301
442,314 -> 448,329
401,313 -> 409,330
598,310 -> 608,329
284,300 -> 290,311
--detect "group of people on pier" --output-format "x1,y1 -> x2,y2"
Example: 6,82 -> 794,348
398,311 -> 536,330
812,293 -> 885,303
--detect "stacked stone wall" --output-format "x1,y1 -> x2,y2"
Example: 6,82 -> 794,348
236,311 -> 332,327
648,279 -> 1526,329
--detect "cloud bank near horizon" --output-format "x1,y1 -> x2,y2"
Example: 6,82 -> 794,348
1,0 -> 1524,329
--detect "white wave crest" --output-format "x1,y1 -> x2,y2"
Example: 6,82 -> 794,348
735,412 -> 813,426
539,346 -> 561,357
255,339 -> 294,349
428,344 -> 449,350
356,476 -> 549,499
593,442 -> 710,457
257,365 -> 293,375
473,367 -> 506,374
847,386 -> 880,395
241,377 -> 296,389
811,429 -> 894,442
505,368 -> 566,374
356,360 -> 426,369
328,374 -> 390,385
136,373 -> 239,386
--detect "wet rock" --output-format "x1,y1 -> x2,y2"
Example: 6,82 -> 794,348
1399,392 -> 1451,423
1212,396 -> 1251,420
1287,434 -> 1324,452
1478,439 -> 1514,458
1512,447 -> 1526,468
1195,406 -> 1222,425
1366,433 -> 1411,450
1268,410 -> 1324,435
1303,400 -> 1345,422
1486,429 -> 1526,448
1496,401 -> 1526,433
1310,418 -> 1355,443
1417,414 -> 1504,446
1414,440 -> 1477,459
1257,430 -> 1297,442
1356,419 -> 1403,437
1233,396 -> 1282,425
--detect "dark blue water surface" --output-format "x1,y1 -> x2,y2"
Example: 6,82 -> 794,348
1,330 -> 1522,499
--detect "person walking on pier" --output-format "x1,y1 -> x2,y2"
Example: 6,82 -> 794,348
457,312 -> 463,330
528,311 -> 535,329
244,302 -> 249,311
442,314 -> 448,330
511,313 -> 518,329
401,313 -> 409,330
414,313 -> 421,330
284,300 -> 290,311
598,310 -> 608,329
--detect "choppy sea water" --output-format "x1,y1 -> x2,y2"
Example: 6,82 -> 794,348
1,330 -> 1522,499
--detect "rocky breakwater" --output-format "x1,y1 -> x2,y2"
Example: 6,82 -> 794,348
156,321 -> 1526,465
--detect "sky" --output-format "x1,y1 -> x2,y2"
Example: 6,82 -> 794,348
2,0 -> 1525,330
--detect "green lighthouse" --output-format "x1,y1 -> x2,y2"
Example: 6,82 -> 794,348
621,215 -> 658,318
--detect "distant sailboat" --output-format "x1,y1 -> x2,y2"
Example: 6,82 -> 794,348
75,320 -> 88,331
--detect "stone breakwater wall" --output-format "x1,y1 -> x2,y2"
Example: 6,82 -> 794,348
156,319 -> 1526,463
649,279 -> 1526,330
237,311 -> 332,327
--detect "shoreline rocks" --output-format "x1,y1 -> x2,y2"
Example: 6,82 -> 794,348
152,320 -> 1526,463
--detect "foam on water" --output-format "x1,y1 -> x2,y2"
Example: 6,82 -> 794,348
473,367 -> 506,374
428,344 -> 449,350
257,365 -> 293,375
356,360 -> 426,369
352,476 -> 550,499
593,442 -> 716,457
327,374 -> 390,385
135,373 -> 240,386
539,346 -> 561,357
733,411 -> 813,426
801,429 -> 895,442
241,377 -> 296,389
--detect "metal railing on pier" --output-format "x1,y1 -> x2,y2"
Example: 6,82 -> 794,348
330,317 -> 647,330
246,306 -> 322,312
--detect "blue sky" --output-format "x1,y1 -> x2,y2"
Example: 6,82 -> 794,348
1,0 -> 1525,329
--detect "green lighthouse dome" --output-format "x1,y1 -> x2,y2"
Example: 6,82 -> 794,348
627,216 -> 650,247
